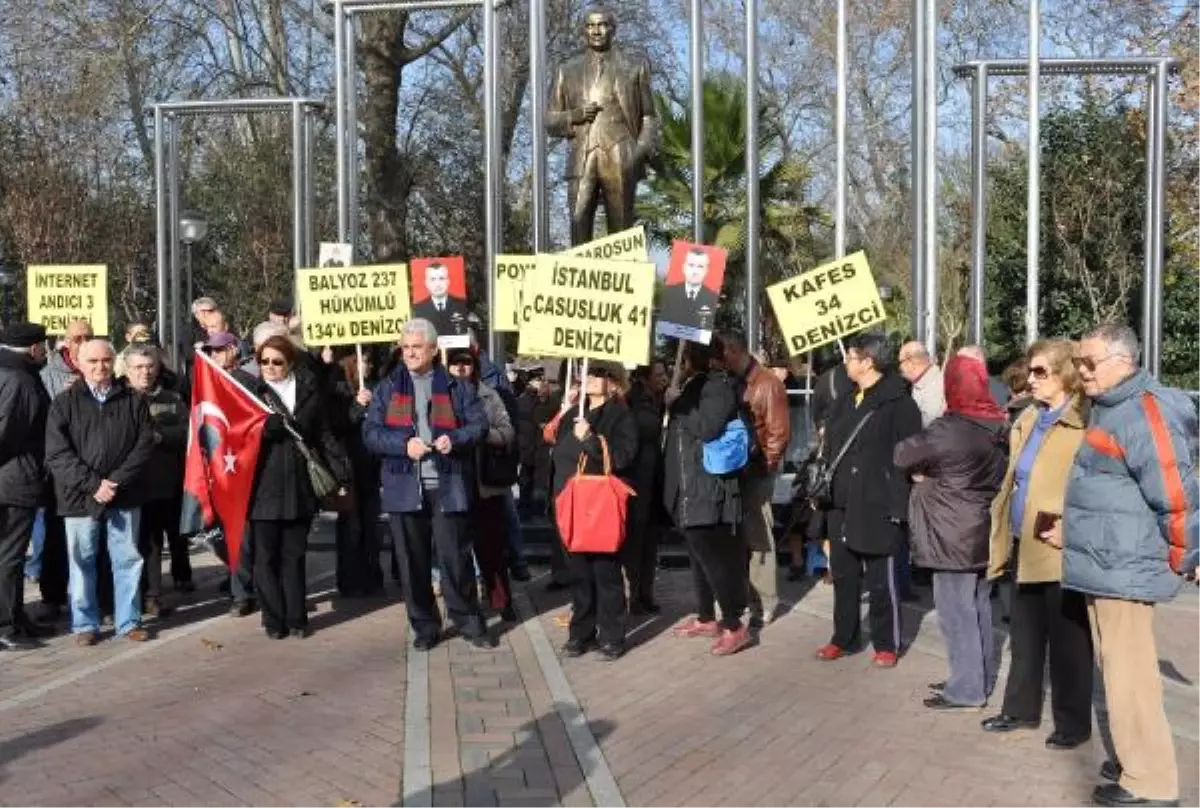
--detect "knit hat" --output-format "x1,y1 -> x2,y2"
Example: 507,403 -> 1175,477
0,322 -> 48,349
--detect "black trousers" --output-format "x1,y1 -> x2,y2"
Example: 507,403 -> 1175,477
161,497 -> 192,585
252,518 -> 310,632
830,538 -> 901,653
138,498 -> 184,602
567,551 -> 625,644
621,491 -> 659,606
335,491 -> 383,596
0,505 -> 36,635
38,506 -> 69,608
389,489 -> 485,643
685,526 -> 747,631
1000,580 -> 1094,737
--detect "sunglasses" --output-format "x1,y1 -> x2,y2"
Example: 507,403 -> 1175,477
449,358 -> 474,368
588,369 -> 614,380
1071,353 -> 1120,372
259,357 -> 287,367
1028,364 -> 1050,380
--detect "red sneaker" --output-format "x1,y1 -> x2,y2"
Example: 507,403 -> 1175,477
673,617 -> 720,638
711,625 -> 750,656
873,650 -> 899,668
815,643 -> 847,661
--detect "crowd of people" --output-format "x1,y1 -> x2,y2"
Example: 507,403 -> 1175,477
0,295 -> 1194,807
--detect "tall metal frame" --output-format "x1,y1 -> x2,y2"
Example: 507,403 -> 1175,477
910,0 -> 937,355
332,0 -> 504,357
952,56 -> 1181,376
153,98 -> 322,368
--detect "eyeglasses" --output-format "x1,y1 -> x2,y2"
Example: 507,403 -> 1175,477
449,359 -> 474,368
259,358 -> 287,367
1028,364 -> 1050,380
1072,353 -> 1123,373
588,369 -> 613,380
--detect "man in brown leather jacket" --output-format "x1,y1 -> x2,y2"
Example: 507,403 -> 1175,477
718,333 -> 791,627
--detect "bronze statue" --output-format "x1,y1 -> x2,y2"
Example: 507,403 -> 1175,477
547,7 -> 659,245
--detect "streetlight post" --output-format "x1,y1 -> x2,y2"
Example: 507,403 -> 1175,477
0,266 -> 14,331
179,211 -> 208,337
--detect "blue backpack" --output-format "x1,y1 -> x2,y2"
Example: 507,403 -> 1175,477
703,417 -> 750,475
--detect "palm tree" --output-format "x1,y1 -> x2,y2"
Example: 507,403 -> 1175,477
637,74 -> 828,344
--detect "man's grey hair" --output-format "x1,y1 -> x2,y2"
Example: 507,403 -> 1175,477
1085,323 -> 1141,364
191,296 -> 218,317
403,318 -> 439,344
957,345 -> 987,363
80,339 -> 115,359
124,343 -> 161,367
252,321 -> 289,349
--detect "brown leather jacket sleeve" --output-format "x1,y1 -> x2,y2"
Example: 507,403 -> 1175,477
747,367 -> 791,472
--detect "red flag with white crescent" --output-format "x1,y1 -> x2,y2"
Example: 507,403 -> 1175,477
181,352 -> 268,570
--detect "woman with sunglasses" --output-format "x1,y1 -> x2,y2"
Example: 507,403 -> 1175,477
550,360 -> 638,660
446,347 -> 519,623
247,336 -> 349,639
982,338 -> 1093,748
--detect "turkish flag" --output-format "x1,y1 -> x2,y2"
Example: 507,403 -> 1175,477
181,352 -> 268,571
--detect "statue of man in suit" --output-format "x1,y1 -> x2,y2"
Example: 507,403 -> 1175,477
547,7 -> 660,246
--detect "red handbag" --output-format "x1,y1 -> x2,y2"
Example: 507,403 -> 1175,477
555,436 -> 637,554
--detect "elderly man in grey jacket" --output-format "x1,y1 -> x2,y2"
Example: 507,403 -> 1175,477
1052,324 -> 1197,808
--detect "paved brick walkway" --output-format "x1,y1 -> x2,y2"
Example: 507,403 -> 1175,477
0,527 -> 1196,807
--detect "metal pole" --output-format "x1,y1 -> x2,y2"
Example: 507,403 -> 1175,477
168,117 -> 182,366
968,64 -> 988,346
909,0 -> 925,343
690,0 -> 704,244
154,106 -> 168,351
291,101 -> 305,272
1026,0 -> 1040,346
1147,61 -> 1168,377
530,0 -> 548,253
334,0 -> 349,242
346,14 -> 360,256
922,0 -> 937,356
745,0 -> 761,353
835,0 -> 847,260
483,0 -> 501,358
185,245 -> 194,318
304,109 -> 316,267
1141,73 -> 1157,372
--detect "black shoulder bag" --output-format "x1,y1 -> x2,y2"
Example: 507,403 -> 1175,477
796,411 -> 874,510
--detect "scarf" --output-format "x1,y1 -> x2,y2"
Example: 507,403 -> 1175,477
943,355 -> 1006,422
383,364 -> 461,476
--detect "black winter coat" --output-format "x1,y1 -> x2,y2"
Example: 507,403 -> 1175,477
327,366 -> 379,500
894,414 -> 1007,571
0,351 -> 51,507
140,387 -> 188,503
626,383 -> 663,501
662,371 -> 741,530
246,367 -> 350,522
824,372 -> 923,556
45,380 -> 155,517
550,397 -> 638,499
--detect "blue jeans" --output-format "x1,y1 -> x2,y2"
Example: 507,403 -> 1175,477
65,509 -> 143,636
503,492 -> 527,570
24,508 -> 45,579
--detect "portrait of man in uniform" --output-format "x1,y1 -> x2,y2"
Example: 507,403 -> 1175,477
411,258 -> 470,348
657,242 -> 726,345
547,7 -> 660,246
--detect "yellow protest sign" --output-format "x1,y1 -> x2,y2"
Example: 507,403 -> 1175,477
560,225 -> 649,262
493,255 -> 536,333
519,253 -> 654,365
27,265 -> 109,336
296,264 -> 411,346
767,251 -> 887,356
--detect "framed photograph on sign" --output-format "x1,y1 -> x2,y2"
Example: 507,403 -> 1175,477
318,242 -> 354,268
411,256 -> 470,349
656,241 -> 727,345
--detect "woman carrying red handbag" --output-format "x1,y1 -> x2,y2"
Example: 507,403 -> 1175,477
550,360 -> 638,661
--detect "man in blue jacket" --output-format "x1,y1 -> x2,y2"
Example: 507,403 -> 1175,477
363,318 -> 493,651
1052,324 -> 1197,808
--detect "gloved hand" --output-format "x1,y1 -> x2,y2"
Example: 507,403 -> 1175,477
264,413 -> 288,440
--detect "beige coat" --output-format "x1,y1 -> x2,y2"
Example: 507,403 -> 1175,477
987,395 -> 1088,583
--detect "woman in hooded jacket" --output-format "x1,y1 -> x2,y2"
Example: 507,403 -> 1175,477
895,352 -> 1008,709
664,342 -> 747,657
